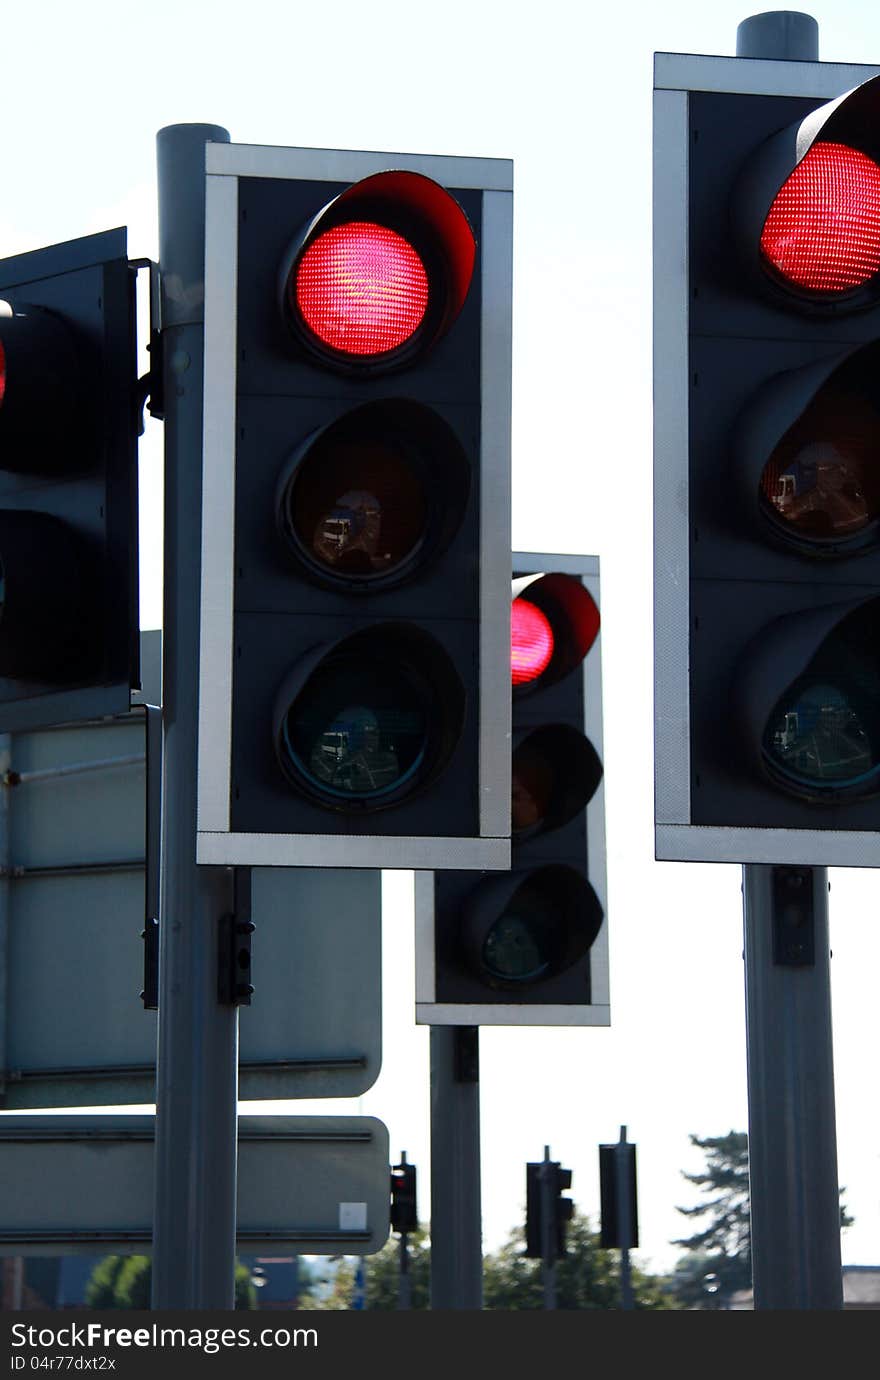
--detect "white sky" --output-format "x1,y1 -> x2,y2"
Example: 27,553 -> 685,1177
4,0 -> 880,1279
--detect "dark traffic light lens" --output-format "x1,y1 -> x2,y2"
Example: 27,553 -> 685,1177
757,351 -> 880,554
276,400 -> 470,591
512,725 -> 603,835
761,142 -> 880,295
293,221 -> 429,358
283,439 -> 427,580
762,603 -> 880,798
482,887 -> 565,983
273,626 -> 465,809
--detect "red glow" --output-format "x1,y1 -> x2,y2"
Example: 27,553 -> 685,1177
294,221 -> 429,356
511,599 -> 554,686
761,142 -> 880,294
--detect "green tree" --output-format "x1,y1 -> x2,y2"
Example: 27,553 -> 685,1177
483,1214 -> 678,1310
83,1256 -> 256,1309
671,1130 -> 854,1308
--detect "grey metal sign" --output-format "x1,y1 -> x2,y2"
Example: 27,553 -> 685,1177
0,635 -> 382,1108
0,1114 -> 389,1255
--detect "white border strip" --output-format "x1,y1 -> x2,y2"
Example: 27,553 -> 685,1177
206,142 -> 513,190
197,833 -> 510,870
657,825 -> 880,867
654,51 -> 880,98
197,170 -> 238,833
479,189 -> 514,838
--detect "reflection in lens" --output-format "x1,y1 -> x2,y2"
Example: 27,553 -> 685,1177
280,660 -> 429,803
761,602 -> 880,796
758,367 -> 880,548
765,681 -> 874,786
289,439 -> 427,579
482,889 -> 562,983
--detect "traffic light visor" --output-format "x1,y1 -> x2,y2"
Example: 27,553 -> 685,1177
511,573 -> 600,692
281,170 -> 476,370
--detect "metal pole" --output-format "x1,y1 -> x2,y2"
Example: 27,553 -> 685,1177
429,1025 -> 482,1308
743,867 -> 842,1309
616,1126 -> 634,1311
734,10 -> 842,1313
540,1145 -> 556,1311
152,121 -> 238,1310
397,1149 -> 412,1310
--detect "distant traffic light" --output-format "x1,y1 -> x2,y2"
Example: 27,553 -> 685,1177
599,1141 -> 638,1250
416,553 -> 608,1026
0,230 -> 139,731
525,1158 -> 574,1260
654,52 -> 880,864
197,145 -> 513,870
390,1159 -> 418,1235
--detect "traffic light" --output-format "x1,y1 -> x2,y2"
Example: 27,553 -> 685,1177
390,1159 -> 418,1234
525,1159 -> 574,1260
415,553 -> 608,1025
654,52 -> 880,865
0,229 -> 139,731
599,1141 -> 638,1250
197,145 -> 513,870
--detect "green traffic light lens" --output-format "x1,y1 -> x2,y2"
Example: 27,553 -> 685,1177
762,604 -> 880,798
273,625 -> 466,811
280,661 -> 429,804
481,888 -> 563,984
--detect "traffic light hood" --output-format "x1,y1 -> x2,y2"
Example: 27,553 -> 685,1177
734,72 -> 880,309
733,594 -> 880,800
732,339 -> 880,557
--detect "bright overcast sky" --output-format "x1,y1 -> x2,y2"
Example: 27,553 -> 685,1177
3,0 -> 880,1279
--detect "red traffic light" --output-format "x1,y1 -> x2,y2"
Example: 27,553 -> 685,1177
294,221 -> 430,356
761,142 -> 880,295
511,598 -> 554,685
280,170 -> 476,370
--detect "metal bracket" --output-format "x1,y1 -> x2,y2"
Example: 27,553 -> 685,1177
453,1025 -> 479,1083
218,867 -> 254,1006
130,257 -> 164,428
140,706 -> 162,1009
771,865 -> 816,967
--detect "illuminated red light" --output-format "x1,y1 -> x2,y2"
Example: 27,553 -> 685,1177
761,142 -> 880,294
294,221 -> 429,356
511,598 -> 554,686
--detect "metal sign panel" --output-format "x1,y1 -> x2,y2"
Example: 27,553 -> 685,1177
0,636 -> 382,1108
0,1114 -> 389,1255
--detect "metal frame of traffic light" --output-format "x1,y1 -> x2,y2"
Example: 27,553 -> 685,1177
414,552 -> 609,1026
654,50 -> 880,866
196,143 -> 513,870
0,229 -> 139,732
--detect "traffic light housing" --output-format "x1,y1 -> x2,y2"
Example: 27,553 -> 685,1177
599,1142 -> 638,1250
525,1159 -> 574,1260
654,51 -> 880,865
415,552 -> 609,1026
197,144 -> 512,870
390,1160 -> 418,1234
0,229 -> 139,731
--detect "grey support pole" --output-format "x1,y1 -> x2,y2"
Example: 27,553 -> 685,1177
152,122 -> 237,1310
743,867 -> 842,1308
616,1127 -> 634,1311
733,9 -> 842,1312
539,1146 -> 557,1311
429,1026 -> 482,1308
